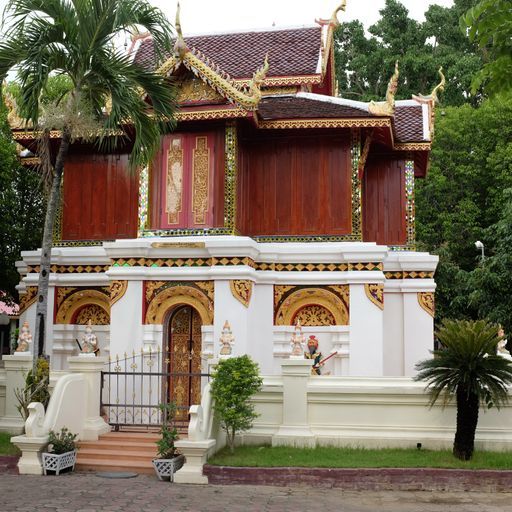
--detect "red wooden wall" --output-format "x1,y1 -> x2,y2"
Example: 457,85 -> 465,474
238,130 -> 352,237
62,153 -> 138,240
362,155 -> 406,246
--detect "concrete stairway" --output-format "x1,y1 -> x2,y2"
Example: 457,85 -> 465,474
76,431 -> 161,474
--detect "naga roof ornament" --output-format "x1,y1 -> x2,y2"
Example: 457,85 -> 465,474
413,67 -> 446,105
156,2 -> 269,111
368,61 -> 399,117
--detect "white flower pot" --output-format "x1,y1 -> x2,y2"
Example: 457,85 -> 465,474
42,450 -> 77,475
152,454 -> 185,482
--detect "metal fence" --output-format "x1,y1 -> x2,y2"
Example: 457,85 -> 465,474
100,348 -> 209,431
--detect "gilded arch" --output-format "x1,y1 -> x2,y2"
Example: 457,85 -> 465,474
55,288 -> 111,324
274,285 -> 349,326
145,284 -> 214,325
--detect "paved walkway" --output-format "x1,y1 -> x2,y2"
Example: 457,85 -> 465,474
0,474 -> 511,512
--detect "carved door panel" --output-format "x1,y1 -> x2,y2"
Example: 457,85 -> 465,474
159,133 -> 215,230
168,306 -> 202,422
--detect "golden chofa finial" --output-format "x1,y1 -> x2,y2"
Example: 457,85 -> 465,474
248,53 -> 269,100
174,2 -> 187,58
431,67 -> 446,105
369,60 -> 399,117
330,1 -> 347,27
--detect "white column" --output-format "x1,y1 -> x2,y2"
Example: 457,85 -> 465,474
67,356 -> 110,440
248,284 -> 274,375
0,353 -> 33,433
349,284 -> 384,376
109,281 -> 144,358
382,289 -> 404,376
272,359 -> 315,448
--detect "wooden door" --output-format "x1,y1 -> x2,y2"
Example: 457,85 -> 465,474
168,306 -> 202,422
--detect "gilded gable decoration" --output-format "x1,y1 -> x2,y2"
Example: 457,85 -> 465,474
369,61 -> 399,117
274,285 -> 349,326
230,280 -> 253,308
365,284 -> 384,310
144,280 -> 214,325
418,292 -> 435,317
110,280 -> 128,306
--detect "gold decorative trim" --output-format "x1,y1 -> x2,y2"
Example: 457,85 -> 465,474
418,292 -> 435,317
145,282 -> 214,325
358,131 -> 373,179
110,281 -> 128,306
166,137 -> 184,225
274,285 -> 349,326
176,108 -> 250,122
384,271 -> 435,280
394,142 -> 431,151
259,118 -> 392,130
192,136 -> 210,224
55,287 -> 110,324
20,157 -> 41,167
230,280 -> 253,308
151,242 -> 206,249
235,75 -> 323,87
18,286 -> 38,315
365,284 -> 384,310
26,264 -> 111,274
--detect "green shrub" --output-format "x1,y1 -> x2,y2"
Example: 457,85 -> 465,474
210,355 -> 263,453
156,402 -> 179,459
15,357 -> 50,421
47,428 -> 78,454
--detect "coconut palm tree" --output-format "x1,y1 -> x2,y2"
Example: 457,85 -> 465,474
0,0 -> 177,371
415,319 -> 512,460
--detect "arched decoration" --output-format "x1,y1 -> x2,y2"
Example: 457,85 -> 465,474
72,304 -> 110,325
18,286 -> 38,315
110,280 -> 128,306
55,288 -> 111,324
291,304 -> 336,326
145,285 -> 214,325
418,292 -> 435,317
274,286 -> 349,326
365,284 -> 384,310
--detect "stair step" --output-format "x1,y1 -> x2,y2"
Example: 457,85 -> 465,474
75,457 -> 155,475
99,432 -> 161,442
79,440 -> 159,452
77,449 -> 157,461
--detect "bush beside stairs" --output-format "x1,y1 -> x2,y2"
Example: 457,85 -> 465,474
76,432 -> 161,474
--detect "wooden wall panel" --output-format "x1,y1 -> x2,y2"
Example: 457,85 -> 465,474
62,154 -> 138,240
239,132 -> 352,237
362,156 -> 406,246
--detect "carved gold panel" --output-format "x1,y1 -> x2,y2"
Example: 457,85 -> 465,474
292,304 -> 336,326
55,287 -> 111,325
166,137 -> 183,224
18,286 -> 38,315
418,292 -> 435,317
365,284 -> 384,310
230,280 -> 253,308
192,136 -> 210,225
110,280 -> 128,306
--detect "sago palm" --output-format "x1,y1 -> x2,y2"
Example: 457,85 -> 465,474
0,0 -> 177,370
415,319 -> 512,460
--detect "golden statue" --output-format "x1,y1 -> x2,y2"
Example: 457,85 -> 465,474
369,61 -> 399,117
15,321 -> 32,353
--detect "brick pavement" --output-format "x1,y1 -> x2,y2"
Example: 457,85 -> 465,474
0,474 -> 511,512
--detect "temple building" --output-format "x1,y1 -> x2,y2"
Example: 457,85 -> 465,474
11,4 -> 438,415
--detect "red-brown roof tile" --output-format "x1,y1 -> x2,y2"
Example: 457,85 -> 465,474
258,96 -> 369,119
394,105 -> 425,143
134,26 -> 322,79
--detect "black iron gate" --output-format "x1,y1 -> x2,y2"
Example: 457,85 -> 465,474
100,348 -> 210,431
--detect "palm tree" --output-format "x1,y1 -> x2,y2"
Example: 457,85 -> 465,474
0,0 -> 177,371
415,319 -> 512,460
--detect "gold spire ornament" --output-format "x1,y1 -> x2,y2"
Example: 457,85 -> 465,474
330,1 -> 347,27
174,2 -> 187,58
369,61 -> 399,117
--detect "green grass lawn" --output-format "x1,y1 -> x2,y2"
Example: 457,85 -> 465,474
208,445 -> 512,470
0,432 -> 20,456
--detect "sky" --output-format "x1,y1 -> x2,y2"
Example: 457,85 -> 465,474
0,0 -> 455,36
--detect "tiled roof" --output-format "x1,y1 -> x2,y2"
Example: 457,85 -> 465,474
134,26 -> 322,79
394,105 -> 426,143
258,96 -> 369,120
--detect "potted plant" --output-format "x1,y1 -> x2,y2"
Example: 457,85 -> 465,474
42,427 -> 78,475
152,402 -> 184,481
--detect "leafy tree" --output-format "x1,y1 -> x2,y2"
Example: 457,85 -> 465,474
463,0 -> 512,95
0,100 -> 44,304
334,0 -> 482,105
0,0 -> 177,370
415,319 -> 512,460
210,355 -> 263,454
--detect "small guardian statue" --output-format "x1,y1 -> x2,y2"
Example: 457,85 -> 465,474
80,320 -> 99,356
219,320 -> 234,358
290,321 -> 305,359
497,327 -> 512,361
15,321 -> 32,353
304,335 -> 323,375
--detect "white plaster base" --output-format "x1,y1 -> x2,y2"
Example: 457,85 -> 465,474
11,435 -> 48,475
174,439 -> 216,484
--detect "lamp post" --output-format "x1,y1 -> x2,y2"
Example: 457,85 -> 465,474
475,240 -> 485,261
